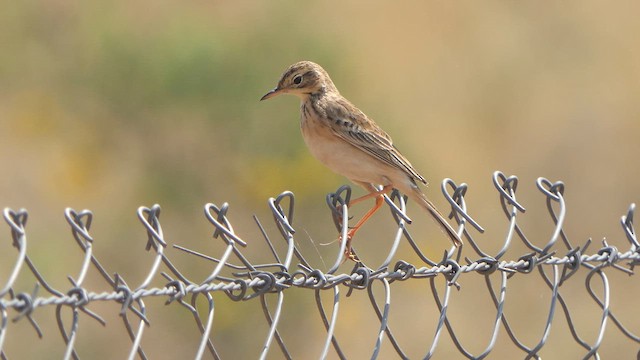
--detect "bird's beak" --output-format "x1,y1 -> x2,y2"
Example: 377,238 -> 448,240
260,87 -> 281,101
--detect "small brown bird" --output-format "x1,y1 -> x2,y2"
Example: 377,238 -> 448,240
261,61 -> 462,258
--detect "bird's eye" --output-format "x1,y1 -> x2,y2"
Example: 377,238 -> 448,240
292,75 -> 303,85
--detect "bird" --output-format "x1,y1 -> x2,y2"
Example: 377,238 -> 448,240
260,61 -> 462,260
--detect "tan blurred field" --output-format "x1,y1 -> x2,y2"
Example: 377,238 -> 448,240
1,1 -> 639,359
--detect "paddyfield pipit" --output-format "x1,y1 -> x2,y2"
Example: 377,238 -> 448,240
261,61 -> 462,258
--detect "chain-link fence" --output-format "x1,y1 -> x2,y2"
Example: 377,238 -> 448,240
1,171 -> 638,359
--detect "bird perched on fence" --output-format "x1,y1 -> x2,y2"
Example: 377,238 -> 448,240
261,61 -> 462,260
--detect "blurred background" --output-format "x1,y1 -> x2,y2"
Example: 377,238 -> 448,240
1,1 -> 639,358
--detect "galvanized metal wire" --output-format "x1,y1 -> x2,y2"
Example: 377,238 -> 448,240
1,171 -> 638,359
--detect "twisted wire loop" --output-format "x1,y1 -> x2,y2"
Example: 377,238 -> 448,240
1,171 -> 639,359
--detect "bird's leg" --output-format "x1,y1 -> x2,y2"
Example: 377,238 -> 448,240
342,191 -> 387,262
347,193 -> 385,239
334,184 -> 391,228
347,185 -> 393,207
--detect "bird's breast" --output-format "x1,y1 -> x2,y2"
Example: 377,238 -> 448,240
300,108 -> 396,185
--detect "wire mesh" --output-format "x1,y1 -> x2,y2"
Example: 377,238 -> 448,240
1,171 -> 638,359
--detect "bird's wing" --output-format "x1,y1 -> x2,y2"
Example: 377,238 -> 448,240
325,97 -> 427,185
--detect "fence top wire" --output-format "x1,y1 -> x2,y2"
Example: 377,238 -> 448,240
1,171 -> 638,359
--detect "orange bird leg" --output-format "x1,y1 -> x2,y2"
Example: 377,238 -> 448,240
342,186 -> 392,261
348,185 -> 393,207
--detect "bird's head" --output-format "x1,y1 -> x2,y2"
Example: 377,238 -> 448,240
260,61 -> 338,101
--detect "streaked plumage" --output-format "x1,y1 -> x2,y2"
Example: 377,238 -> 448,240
261,61 -> 462,248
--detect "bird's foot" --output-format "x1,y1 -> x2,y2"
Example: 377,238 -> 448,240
339,229 -> 361,263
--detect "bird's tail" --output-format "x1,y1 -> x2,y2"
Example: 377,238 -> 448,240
406,187 -> 463,247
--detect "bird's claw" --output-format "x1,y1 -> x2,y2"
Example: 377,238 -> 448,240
339,230 -> 360,262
